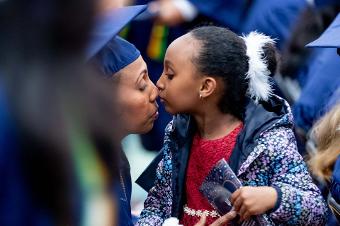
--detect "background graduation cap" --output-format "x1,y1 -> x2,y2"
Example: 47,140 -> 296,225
307,13 -> 340,55
314,0 -> 340,8
86,5 -> 147,60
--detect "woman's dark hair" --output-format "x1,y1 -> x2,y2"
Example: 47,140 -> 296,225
190,26 -> 277,120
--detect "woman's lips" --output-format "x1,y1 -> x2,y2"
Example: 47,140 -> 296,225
152,111 -> 159,120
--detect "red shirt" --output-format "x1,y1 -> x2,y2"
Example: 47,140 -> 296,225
180,124 -> 243,226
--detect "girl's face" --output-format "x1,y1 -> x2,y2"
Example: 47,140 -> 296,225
115,56 -> 159,135
156,34 -> 202,115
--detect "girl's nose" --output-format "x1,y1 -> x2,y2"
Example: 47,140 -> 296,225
156,75 -> 164,91
150,82 -> 158,102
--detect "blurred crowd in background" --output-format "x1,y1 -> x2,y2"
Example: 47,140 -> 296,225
0,0 -> 339,225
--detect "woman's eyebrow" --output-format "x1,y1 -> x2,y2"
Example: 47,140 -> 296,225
135,69 -> 147,85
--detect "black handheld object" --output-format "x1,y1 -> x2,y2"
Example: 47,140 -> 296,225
200,159 -> 270,226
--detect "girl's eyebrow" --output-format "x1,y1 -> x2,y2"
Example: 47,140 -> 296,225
164,59 -> 174,68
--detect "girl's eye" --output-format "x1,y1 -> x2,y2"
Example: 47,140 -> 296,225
166,73 -> 174,80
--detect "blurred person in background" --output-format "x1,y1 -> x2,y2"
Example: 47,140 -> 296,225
97,0 -> 129,13
289,11 -> 340,155
308,104 -> 340,225
241,0 -> 308,50
0,0 -> 123,225
279,2 -> 340,92
292,46 -> 340,153
142,0 -> 251,31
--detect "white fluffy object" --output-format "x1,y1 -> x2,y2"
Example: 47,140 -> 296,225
162,217 -> 183,226
242,31 -> 275,103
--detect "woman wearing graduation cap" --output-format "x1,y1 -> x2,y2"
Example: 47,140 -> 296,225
87,5 -> 159,226
91,36 -> 159,136
94,35 -> 159,226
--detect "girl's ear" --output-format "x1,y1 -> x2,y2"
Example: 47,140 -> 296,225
199,76 -> 217,98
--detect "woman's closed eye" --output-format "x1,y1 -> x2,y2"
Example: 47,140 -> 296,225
138,77 -> 148,91
137,71 -> 149,91
138,82 -> 147,91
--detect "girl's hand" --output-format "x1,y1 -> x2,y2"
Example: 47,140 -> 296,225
194,211 -> 237,226
230,186 -> 277,221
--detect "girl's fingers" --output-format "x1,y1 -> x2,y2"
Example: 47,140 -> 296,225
232,196 -> 243,212
194,214 -> 207,226
238,204 -> 248,218
210,211 -> 237,226
230,189 -> 241,204
241,211 -> 252,222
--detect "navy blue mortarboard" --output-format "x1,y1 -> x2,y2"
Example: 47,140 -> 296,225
306,13 -> 340,48
314,0 -> 340,8
94,36 -> 140,76
86,5 -> 147,60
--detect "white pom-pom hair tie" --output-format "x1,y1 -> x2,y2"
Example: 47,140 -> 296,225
242,31 -> 275,103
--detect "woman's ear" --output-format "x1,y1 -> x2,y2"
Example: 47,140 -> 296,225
199,76 -> 217,98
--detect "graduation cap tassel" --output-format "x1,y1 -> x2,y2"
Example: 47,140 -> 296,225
147,23 -> 169,62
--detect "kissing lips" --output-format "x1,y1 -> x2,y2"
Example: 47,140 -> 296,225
159,98 -> 166,104
152,111 -> 159,120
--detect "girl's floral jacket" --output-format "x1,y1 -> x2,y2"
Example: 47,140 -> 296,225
136,96 -> 327,226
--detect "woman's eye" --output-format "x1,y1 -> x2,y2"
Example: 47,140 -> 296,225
138,83 -> 147,91
138,73 -> 149,91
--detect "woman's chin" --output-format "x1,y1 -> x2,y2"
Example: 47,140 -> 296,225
139,122 -> 155,135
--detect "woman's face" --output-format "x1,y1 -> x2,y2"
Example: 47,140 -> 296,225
156,34 -> 202,115
115,56 -> 159,135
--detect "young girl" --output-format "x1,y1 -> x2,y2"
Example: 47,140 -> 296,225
136,26 -> 327,226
